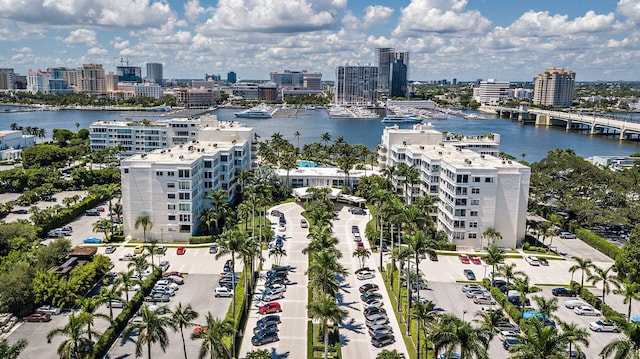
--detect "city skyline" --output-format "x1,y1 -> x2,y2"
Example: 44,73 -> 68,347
0,0 -> 637,81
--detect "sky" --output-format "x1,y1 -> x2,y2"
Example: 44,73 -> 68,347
0,0 -> 638,82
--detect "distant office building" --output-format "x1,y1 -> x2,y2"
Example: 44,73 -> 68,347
27,70 -> 51,94
513,88 -> 533,100
303,72 -> 322,91
120,116 -> 255,242
231,83 -> 259,100
49,79 -> 74,95
376,48 -> 409,98
205,74 -> 221,81
258,82 -> 278,101
334,65 -> 378,106
14,75 -> 27,90
117,66 -> 142,83
227,71 -> 237,84
105,72 -> 119,92
0,68 -> 15,90
146,63 -> 163,85
270,70 -> 322,90
475,79 -> 510,106
533,67 -> 576,108
173,88 -> 220,108
452,78 -> 458,85
77,64 -> 106,95
191,80 -> 217,89
117,82 -> 163,99
49,67 -> 77,87
378,123 -> 529,249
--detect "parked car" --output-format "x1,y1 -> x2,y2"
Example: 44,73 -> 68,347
473,297 -> 497,305
253,320 -> 279,334
495,321 -> 519,333
13,209 -> 28,214
85,209 -> 100,216
351,225 -> 359,233
560,231 -> 577,239
503,338 -> 521,350
357,271 -> 375,280
462,284 -> 485,293
165,276 -> 184,285
95,206 -> 105,212
119,254 -> 138,261
552,288 -> 577,297
365,314 -> 390,328
359,283 -> 379,293
356,241 -> 365,249
589,320 -> 619,332
429,253 -> 439,261
159,260 -> 170,272
83,237 -> 102,244
144,293 -> 170,303
108,300 -> 125,308
574,305 -> 601,316
564,300 -> 587,309
133,245 -> 144,254
364,306 -> 386,317
469,255 -> 481,265
464,269 -> 476,280
363,298 -> 384,308
465,290 -> 489,298
163,271 -> 183,278
262,291 -> 285,302
209,245 -> 218,254
257,315 -> 281,326
24,312 -> 52,322
458,254 -> 470,264
270,210 -> 282,217
105,245 -> 116,254
251,328 -> 279,346
278,224 -> 286,232
525,256 -> 540,266
368,324 -> 393,336
361,292 -> 383,302
223,259 -> 232,272
155,280 -> 179,290
176,246 -> 186,255
371,332 -> 395,348
300,218 -> 308,228
258,302 -> 282,314
36,305 -> 61,315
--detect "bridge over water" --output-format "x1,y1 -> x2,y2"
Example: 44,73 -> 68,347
481,106 -> 640,140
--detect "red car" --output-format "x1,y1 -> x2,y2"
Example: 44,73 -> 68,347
163,271 -> 183,278
469,255 -> 482,265
24,312 -> 52,322
356,241 -> 364,250
95,206 -> 105,212
259,302 -> 282,314
176,246 -> 186,255
458,254 -> 470,264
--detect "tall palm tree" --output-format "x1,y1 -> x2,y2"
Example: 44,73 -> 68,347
559,321 -> 590,359
116,270 -> 136,302
482,227 -> 502,248
268,246 -> 287,266
128,255 -> 150,282
588,265 -> 620,304
307,293 -> 348,359
600,320 -> 640,359
392,246 -> 413,312
614,279 -> 640,322
171,302 -> 199,359
98,285 -> 123,322
144,241 -> 158,269
47,312 -> 97,359
77,297 -> 110,341
429,313 -> 492,359
484,246 -> 506,282
512,275 -> 541,309
307,249 -> 347,296
569,256 -> 595,290
532,295 -> 559,320
122,304 -> 174,359
191,313 -> 233,359
474,308 -> 507,331
320,132 -> 331,149
407,231 -> 432,332
352,247 -> 371,269
499,262 -> 525,287
376,350 -> 405,359
135,214 -> 153,243
412,301 -> 439,359
0,338 -> 28,359
509,319 -> 572,359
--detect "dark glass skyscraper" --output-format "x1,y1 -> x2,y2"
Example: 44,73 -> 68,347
227,71 -> 237,84
376,48 -> 409,99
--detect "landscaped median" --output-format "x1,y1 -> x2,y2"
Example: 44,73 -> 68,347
382,266 -> 421,359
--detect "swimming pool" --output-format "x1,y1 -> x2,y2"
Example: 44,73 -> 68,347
297,160 -> 318,168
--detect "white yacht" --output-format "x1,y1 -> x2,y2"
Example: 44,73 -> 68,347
234,105 -> 273,119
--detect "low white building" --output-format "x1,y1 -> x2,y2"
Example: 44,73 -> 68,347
275,166 -> 379,190
90,116 -> 208,155
0,130 -> 36,160
378,123 -> 530,249
120,117 -> 255,242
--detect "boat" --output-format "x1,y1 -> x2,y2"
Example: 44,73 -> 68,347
381,115 -> 422,124
328,106 -> 351,118
234,105 -> 273,119
305,105 -> 316,110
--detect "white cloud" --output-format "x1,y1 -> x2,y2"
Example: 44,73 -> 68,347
111,37 -> 130,50
87,46 -> 108,55
184,0 -> 205,22
63,29 -> 97,47
617,0 -> 640,24
508,10 -> 615,37
362,6 -> 394,28
0,0 -> 173,28
198,0 -> 341,34
393,0 -> 492,37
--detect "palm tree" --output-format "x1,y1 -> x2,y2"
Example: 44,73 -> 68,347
0,338 -> 28,359
135,214 -> 153,243
47,312 -> 97,359
392,246 -> 413,312
588,265 -> 620,304
484,245 -> 506,282
77,297 -> 110,342
407,231 -> 432,332
294,130 -> 301,150
614,279 -> 640,321
569,256 -> 595,290
429,313 -> 492,359
268,246 -> 287,266
144,241 -> 158,269
128,255 -> 150,282
98,285 -> 123,322
499,262 -> 525,287
320,132 -> 332,148
559,321 -> 590,359
122,304 -> 174,359
352,247 -> 371,269
116,271 -> 136,302
191,313 -> 233,359
600,320 -> 640,358
307,249 -> 347,295
532,295 -> 558,320
376,350 -> 405,359
246,349 -> 271,359
482,227 -> 502,248
512,275 -> 541,309
307,293 -> 348,359
171,302 -> 199,359
509,319 -> 571,358
474,308 -> 507,331
412,301 -> 439,359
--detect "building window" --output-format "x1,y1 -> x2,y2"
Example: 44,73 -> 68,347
168,215 -> 176,221
179,193 -> 191,200
179,203 -> 191,211
204,161 -> 212,168
454,209 -> 466,216
168,204 -> 176,210
178,181 -> 190,190
456,174 -> 469,183
156,171 -> 163,176
471,188 -> 480,194
167,171 -> 175,176
179,214 -> 191,222
469,233 -> 477,239
469,222 -> 478,228
470,210 -> 478,216
124,168 -> 129,173
178,169 -> 190,178
453,220 -> 466,229
167,193 -> 176,199
485,177 -> 494,183
167,182 -> 175,188
470,199 -> 479,205
455,198 -> 467,206
179,225 -> 191,233
473,177 -> 481,182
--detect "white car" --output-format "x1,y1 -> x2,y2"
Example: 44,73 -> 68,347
564,300 -> 587,309
574,305 -> 601,316
214,287 -> 233,298
278,224 -> 286,232
155,280 -> 179,290
498,330 -> 518,342
525,256 -> 540,266
589,320 -> 619,332
357,271 -> 375,280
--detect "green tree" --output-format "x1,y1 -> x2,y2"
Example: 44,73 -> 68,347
190,312 -> 233,359
588,265 -> 620,305
268,246 -> 287,266
98,285 -> 123,322
569,257 -> 595,290
47,311 -> 97,359
600,320 -> 640,359
532,295 -> 558,320
135,214 -> 153,243
307,293 -> 348,359
77,297 -> 110,342
307,249 -> 347,296
121,304 -> 174,359
376,349 -> 405,359
482,227 -> 502,248
246,349 -> 271,359
0,338 -> 28,359
484,246 -> 506,283
614,279 -> 640,322
559,321 -> 590,359
412,301 -> 439,359
429,313 -> 492,359
352,247 -> 372,269
508,319 -> 573,359
171,302 -> 199,359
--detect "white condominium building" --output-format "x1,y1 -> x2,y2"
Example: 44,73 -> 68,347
378,123 -> 530,249
121,117 -> 255,242
89,116 -> 208,155
474,79 -> 510,106
533,67 -> 576,108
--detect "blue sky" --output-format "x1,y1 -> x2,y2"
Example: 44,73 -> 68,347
0,0 -> 638,82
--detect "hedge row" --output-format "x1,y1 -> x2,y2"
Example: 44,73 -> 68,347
189,235 -> 212,244
575,229 -> 621,260
489,286 -> 523,324
39,194 -> 106,236
571,281 -> 626,323
91,268 -> 161,358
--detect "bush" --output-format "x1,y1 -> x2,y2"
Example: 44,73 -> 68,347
434,242 -> 457,251
189,236 -> 211,244
576,228 -> 621,260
